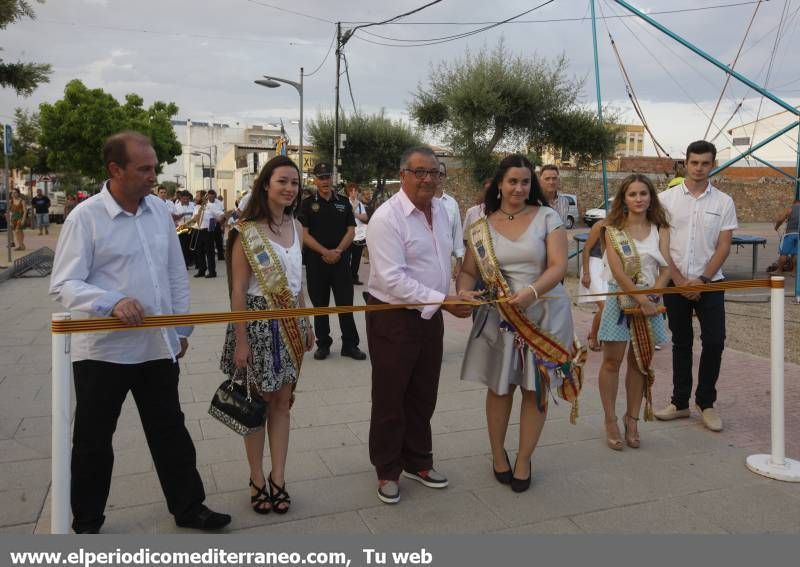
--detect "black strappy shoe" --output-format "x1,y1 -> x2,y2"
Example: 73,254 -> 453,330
493,449 -> 512,485
249,479 -> 271,515
268,473 -> 291,514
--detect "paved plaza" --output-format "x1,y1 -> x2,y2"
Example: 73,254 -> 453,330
0,224 -> 798,534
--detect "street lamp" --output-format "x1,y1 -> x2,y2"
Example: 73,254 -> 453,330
191,151 -> 212,192
254,67 -> 304,184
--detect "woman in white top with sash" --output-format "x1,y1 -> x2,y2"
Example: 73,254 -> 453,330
220,156 -> 315,515
598,174 -> 672,451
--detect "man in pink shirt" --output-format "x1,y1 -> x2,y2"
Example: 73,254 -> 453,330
365,146 -> 472,504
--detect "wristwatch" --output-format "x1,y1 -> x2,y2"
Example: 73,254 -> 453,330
698,275 -> 712,284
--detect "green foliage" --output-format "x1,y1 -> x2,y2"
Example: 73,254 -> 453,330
38,80 -> 182,180
0,1 -> 51,95
10,107 -> 48,175
307,110 -> 422,187
410,39 -> 618,179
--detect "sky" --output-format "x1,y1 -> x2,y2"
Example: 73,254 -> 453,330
2,0 -> 800,158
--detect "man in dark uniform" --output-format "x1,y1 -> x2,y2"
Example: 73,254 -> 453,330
299,163 -> 367,361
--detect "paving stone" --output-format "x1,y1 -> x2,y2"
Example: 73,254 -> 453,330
14,416 -> 52,438
314,385 -> 371,406
0,458 -> 51,491
0,439 -> 48,463
106,466 -> 215,509
492,517 -> 584,534
0,523 -> 36,534
0,487 -> 48,527
572,499 -> 728,534
0,417 -> 21,439
676,485 -> 800,533
288,423 -> 362,452
292,401 -> 371,428
233,511 -> 371,534
317,444 -> 372,476
359,491 -> 506,534
210,450 -> 331,493
112,449 -> 155,477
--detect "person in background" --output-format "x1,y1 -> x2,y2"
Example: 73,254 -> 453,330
539,165 -> 571,226
31,188 -> 51,235
578,219 -> 607,352
193,189 -> 225,278
9,189 -> 28,251
346,183 -> 369,285
768,197 -> 800,273
435,162 -> 465,279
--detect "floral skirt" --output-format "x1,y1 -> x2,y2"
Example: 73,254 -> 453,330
219,294 -> 307,393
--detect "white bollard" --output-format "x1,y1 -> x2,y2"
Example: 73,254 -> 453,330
746,276 -> 800,481
51,313 -> 72,533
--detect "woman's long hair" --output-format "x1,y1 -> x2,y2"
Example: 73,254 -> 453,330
483,154 -> 546,214
605,173 -> 670,230
226,155 -> 301,297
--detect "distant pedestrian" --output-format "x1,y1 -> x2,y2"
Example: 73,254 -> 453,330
193,189 -> 225,278
768,197 -> 800,273
655,140 -> 738,432
346,183 -> 369,285
434,162 -> 464,279
9,189 -> 27,251
539,165 -> 571,226
31,188 -> 51,235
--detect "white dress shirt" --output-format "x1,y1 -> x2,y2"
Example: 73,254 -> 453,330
462,203 -> 486,239
438,192 -> 465,258
198,198 -> 225,230
159,197 -> 176,216
50,184 -> 193,364
659,182 -> 738,281
173,201 -> 195,225
367,188 -> 452,319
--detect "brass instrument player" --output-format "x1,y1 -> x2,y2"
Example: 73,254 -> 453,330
193,189 -> 225,278
172,191 -> 196,268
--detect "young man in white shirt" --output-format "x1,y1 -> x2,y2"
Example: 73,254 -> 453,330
365,146 -> 472,504
50,131 -> 230,533
434,162 -> 465,279
655,140 -> 738,432
193,189 -> 225,278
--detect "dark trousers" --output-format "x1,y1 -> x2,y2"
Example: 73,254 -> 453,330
348,243 -> 364,280
663,285 -> 726,410
366,299 -> 444,480
178,232 -> 193,267
195,229 -> 216,275
213,226 -> 225,260
306,254 -> 359,348
71,359 -> 205,533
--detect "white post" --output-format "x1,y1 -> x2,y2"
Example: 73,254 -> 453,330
51,313 -> 72,533
746,276 -> 800,481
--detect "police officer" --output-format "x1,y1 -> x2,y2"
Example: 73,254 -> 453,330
299,163 -> 366,361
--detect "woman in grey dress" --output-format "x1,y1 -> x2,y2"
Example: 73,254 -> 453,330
456,154 -> 574,493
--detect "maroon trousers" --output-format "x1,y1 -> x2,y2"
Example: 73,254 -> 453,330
366,298 -> 444,480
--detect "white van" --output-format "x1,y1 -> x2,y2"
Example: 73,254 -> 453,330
560,193 -> 579,229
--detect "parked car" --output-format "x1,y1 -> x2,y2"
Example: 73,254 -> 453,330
584,197 -> 615,227
560,193 -> 579,229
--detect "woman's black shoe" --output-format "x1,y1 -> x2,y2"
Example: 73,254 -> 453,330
511,458 -> 531,493
493,449 -> 512,485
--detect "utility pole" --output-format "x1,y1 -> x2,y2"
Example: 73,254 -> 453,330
333,22 -> 342,186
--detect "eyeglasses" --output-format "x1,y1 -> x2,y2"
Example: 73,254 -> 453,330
403,168 -> 444,180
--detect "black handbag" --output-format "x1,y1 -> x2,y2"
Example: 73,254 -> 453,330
208,370 -> 267,436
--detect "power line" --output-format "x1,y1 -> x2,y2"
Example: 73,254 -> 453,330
304,30 -> 336,77
354,0 -> 444,31
341,1 -> 769,25
353,0 -> 557,48
243,0 -> 333,24
343,53 -> 357,113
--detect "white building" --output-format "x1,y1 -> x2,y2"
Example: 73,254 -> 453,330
717,107 -> 799,168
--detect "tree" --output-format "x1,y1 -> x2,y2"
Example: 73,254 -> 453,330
308,110 -> 421,205
0,0 -> 51,95
410,40 -> 619,180
38,80 -> 182,180
10,108 -> 48,192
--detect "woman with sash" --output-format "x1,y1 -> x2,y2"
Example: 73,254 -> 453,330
598,174 -> 671,451
456,154 -> 583,493
220,155 -> 314,514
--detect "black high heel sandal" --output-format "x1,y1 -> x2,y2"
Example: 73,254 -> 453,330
268,473 -> 291,515
511,458 -> 532,493
493,449 -> 512,485
249,479 -> 271,514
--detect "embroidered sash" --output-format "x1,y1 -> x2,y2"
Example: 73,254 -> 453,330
606,226 -> 656,420
467,218 -> 586,423
237,220 -> 306,373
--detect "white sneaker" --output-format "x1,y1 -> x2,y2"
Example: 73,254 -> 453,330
653,403 -> 690,421
697,405 -> 723,432
377,480 -> 400,504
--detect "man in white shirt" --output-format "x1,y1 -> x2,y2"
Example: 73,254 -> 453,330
365,146 -> 472,505
654,140 -> 738,432
434,162 -> 465,279
173,190 -> 196,268
49,131 -> 230,533
193,188 -> 225,278
157,185 -> 176,216
539,165 -> 570,225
